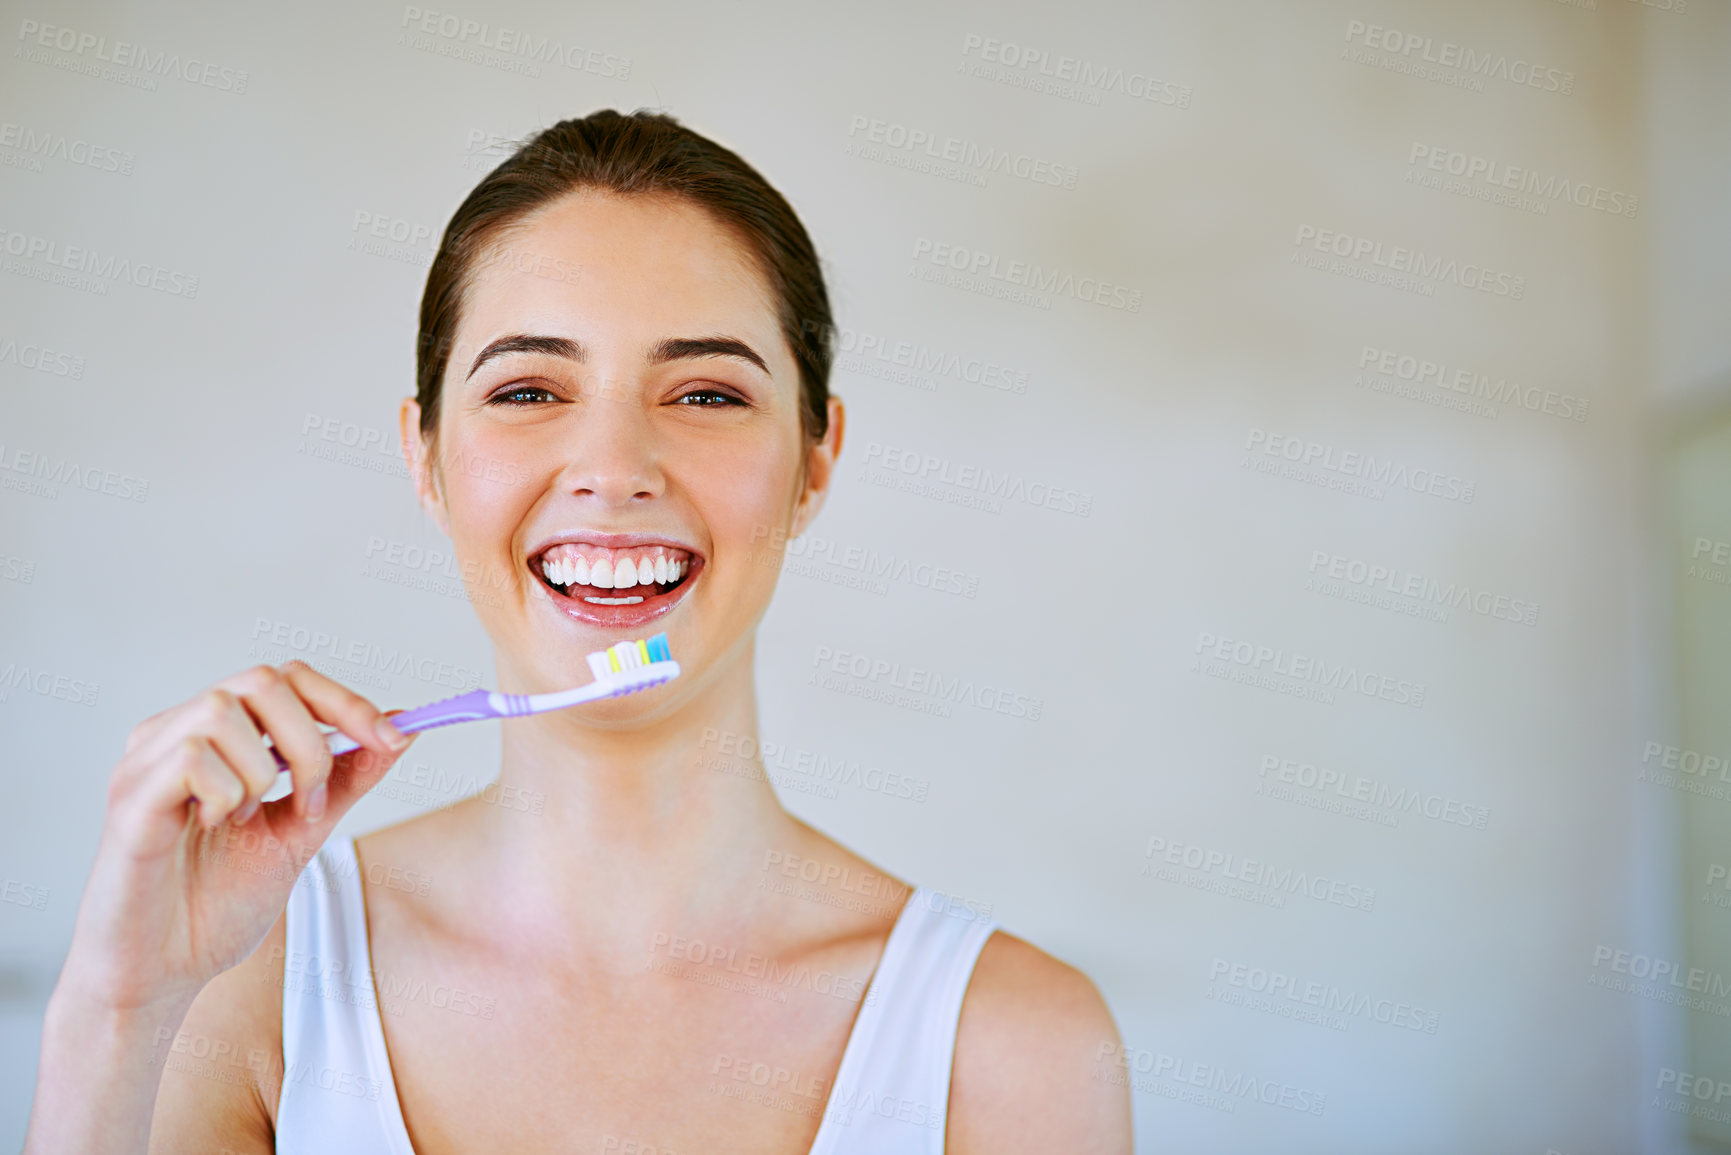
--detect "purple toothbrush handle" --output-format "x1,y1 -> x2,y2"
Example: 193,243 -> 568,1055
271,689 -> 503,773
388,688 -> 504,734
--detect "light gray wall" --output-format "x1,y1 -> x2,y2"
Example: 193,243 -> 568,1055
1,0 -> 1727,1150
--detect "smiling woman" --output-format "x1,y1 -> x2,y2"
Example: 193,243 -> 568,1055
22,109 -> 1131,1155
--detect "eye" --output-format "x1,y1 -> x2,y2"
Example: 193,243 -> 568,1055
486,383 -> 561,406
674,386 -> 747,407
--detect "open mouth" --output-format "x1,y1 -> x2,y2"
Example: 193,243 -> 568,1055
531,543 -> 698,609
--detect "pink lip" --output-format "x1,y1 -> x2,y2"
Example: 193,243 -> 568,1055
526,529 -> 704,561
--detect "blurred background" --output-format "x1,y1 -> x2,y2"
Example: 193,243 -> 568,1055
2,0 -> 1729,1150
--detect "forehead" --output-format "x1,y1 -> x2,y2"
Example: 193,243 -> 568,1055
455,191 -> 784,356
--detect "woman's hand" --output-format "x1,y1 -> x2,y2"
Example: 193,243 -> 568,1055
55,660 -> 416,1015
22,661 -> 417,1154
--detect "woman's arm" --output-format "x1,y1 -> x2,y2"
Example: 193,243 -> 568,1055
22,663 -> 413,1154
30,920 -> 283,1155
144,915 -> 289,1154
946,932 -> 1134,1154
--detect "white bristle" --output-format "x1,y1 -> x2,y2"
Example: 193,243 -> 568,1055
586,652 -> 613,681
614,641 -> 643,669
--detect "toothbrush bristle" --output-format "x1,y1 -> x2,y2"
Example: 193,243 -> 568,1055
583,634 -> 673,687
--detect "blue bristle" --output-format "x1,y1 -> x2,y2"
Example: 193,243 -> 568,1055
646,633 -> 670,662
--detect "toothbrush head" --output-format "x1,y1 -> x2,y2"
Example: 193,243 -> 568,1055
580,632 -> 679,698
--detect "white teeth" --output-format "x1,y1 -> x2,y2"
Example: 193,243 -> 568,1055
584,596 -> 644,605
540,545 -> 694,593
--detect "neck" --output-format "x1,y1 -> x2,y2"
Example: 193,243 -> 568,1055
448,637 -> 800,953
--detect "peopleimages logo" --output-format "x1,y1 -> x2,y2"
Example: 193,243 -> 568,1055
1406,144 -> 1637,219
15,18 -> 250,93
958,34 -> 1193,109
0,336 -> 84,379
0,225 -> 199,298
248,618 -> 484,693
1194,629 -> 1427,709
1208,958 -> 1441,1033
1094,1042 -> 1327,1116
811,644 -> 1044,722
1342,19 -> 1575,94
0,660 -> 99,707
861,440 -> 1092,517
1245,428 -> 1476,505
833,326 -> 1029,395
1293,225 -> 1525,299
846,115 -> 1078,189
1589,946 -> 1731,1004
0,442 -> 149,502
1306,549 -> 1539,627
910,238 -> 1142,312
397,6 -> 631,79
1143,835 -> 1377,911
1257,754 -> 1491,831
0,121 -> 134,174
1357,345 -> 1589,422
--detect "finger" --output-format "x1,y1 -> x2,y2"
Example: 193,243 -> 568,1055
262,709 -> 418,862
276,661 -> 409,759
110,684 -> 270,804
217,665 -> 334,820
199,694 -> 288,825
178,737 -> 248,829
314,709 -> 421,838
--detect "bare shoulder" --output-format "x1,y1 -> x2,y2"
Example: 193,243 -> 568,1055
945,931 -> 1132,1154
146,912 -> 286,1154
769,815 -> 913,931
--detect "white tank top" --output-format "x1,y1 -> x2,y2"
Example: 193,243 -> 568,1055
276,837 -> 999,1153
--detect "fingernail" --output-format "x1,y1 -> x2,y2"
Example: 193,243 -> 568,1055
232,798 -> 260,825
304,781 -> 328,821
375,716 -> 409,751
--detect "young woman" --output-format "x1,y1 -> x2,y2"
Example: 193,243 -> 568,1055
26,109 -> 1131,1154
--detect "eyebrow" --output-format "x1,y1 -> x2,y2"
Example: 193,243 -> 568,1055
466,334 -> 583,380
648,336 -> 769,377
465,333 -> 770,381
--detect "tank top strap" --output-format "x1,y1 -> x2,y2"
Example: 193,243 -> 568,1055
276,837 -> 416,1155
809,888 -> 1000,1155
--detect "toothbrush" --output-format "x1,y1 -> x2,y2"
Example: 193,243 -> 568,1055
269,632 -> 679,773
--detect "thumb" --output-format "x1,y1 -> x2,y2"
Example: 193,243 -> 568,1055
276,717 -> 418,857
316,713 -> 419,824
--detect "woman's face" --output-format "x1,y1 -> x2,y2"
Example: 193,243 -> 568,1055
401,191 -> 842,713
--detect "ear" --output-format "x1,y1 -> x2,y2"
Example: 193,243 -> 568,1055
789,395 -> 846,540
400,397 -> 450,535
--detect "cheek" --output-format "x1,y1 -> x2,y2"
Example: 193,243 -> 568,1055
689,437 -> 803,564
437,426 -> 541,556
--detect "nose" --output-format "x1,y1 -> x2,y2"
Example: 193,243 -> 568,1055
552,373 -> 664,505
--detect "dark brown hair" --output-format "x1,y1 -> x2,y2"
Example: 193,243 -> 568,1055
415,108 -> 835,443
